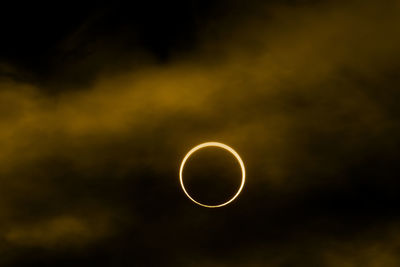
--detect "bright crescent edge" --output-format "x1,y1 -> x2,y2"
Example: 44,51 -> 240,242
179,141 -> 246,208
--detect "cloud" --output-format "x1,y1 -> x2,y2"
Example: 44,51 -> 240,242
4,215 -> 111,248
0,0 -> 399,265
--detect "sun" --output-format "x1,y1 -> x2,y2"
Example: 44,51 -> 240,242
179,142 -> 246,208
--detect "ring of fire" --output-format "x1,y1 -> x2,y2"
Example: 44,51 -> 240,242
179,142 -> 246,208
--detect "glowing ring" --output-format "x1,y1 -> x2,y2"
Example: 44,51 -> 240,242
179,142 -> 246,208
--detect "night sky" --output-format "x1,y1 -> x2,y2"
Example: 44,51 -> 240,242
1,0 -> 400,266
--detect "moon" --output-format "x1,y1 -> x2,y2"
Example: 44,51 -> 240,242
179,142 -> 246,208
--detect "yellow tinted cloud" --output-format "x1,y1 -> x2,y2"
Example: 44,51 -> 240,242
5,214 -> 111,248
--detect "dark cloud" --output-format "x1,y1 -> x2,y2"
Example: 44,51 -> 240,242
1,0 -> 400,266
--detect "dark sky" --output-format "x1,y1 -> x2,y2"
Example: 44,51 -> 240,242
1,0 -> 400,266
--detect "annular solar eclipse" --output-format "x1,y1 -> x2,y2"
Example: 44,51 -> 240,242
179,142 -> 246,208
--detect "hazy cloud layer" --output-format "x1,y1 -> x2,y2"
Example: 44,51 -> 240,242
1,0 -> 400,265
